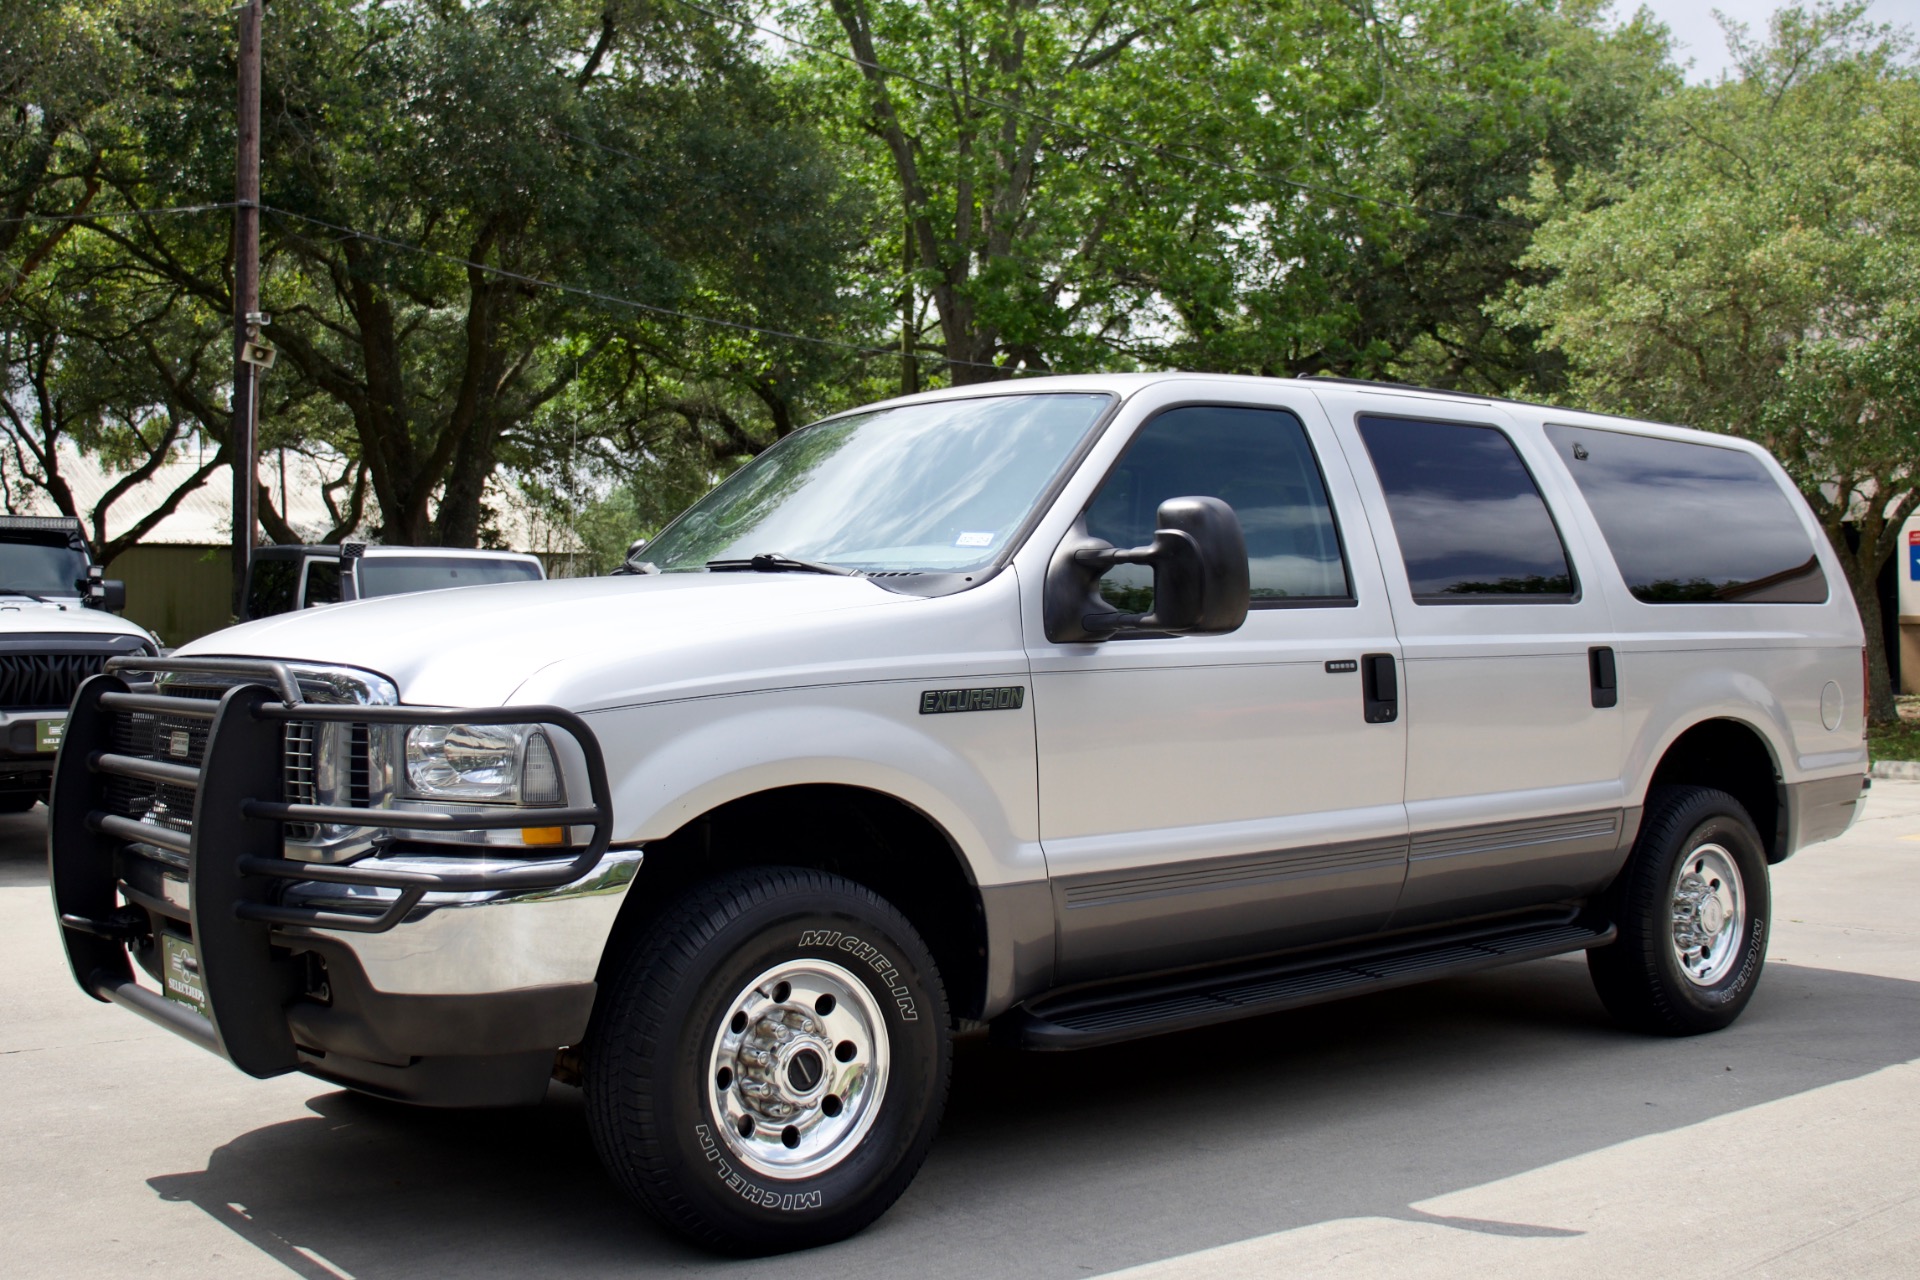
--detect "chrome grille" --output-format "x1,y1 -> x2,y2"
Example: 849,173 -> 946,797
349,722 -> 371,806
283,720 -> 319,841
100,662 -> 397,859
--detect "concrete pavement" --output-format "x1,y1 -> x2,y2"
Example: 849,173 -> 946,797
3,784 -> 1916,1278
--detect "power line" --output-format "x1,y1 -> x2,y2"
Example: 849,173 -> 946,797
0,201 -> 240,228
665,0 -> 1528,230
3,196 -> 985,373
259,205 -> 1001,371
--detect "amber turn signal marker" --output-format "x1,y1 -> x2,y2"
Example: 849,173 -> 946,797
521,826 -> 565,846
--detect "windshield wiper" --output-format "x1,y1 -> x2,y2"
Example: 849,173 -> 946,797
705,553 -> 860,577
0,587 -> 52,602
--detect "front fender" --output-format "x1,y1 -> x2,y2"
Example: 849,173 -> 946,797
585,683 -> 1045,887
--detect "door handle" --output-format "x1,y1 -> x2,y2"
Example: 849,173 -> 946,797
1589,646 -> 1618,709
1362,653 -> 1398,723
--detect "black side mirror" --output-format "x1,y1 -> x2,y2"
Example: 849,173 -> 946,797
1045,496 -> 1250,642
82,564 -> 125,612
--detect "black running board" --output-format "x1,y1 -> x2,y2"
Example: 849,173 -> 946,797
1000,916 -> 1615,1051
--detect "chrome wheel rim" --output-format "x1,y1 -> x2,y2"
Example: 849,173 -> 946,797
707,958 -> 889,1180
1670,842 -> 1745,987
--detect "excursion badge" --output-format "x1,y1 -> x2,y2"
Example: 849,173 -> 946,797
919,686 -> 1026,714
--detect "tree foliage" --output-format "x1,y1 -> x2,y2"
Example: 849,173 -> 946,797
106,0 -> 868,545
787,0 -> 1671,388
19,0 -> 1916,673
5,0 -> 872,556
1,0 -> 238,559
1506,2 -> 1920,721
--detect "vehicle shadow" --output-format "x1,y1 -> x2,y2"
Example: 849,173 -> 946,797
0,805 -> 47,889
146,955 -> 1920,1279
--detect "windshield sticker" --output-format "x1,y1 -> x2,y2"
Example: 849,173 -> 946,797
954,531 -> 994,548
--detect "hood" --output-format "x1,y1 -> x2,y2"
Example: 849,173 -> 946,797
0,596 -> 156,642
177,572 -> 924,704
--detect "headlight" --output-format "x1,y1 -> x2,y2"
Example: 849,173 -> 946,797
404,724 -> 565,806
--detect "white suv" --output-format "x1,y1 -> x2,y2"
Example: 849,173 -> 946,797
49,375 -> 1867,1252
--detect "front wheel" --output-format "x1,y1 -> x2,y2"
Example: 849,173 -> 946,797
1588,785 -> 1772,1036
585,867 -> 950,1253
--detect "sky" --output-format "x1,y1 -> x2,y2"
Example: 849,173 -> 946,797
1629,0 -> 1920,81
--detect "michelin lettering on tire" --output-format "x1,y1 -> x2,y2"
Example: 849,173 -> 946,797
797,929 -> 919,1021
1712,916 -> 1766,1006
695,1124 -> 825,1211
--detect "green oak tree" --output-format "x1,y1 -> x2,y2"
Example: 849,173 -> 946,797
785,0 -> 1670,389
69,0 -> 865,546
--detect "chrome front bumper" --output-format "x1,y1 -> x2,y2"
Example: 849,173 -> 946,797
280,846 -> 643,995
49,659 -> 623,1102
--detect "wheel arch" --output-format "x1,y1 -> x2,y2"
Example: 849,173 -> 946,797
1642,717 -> 1787,861
599,784 -> 1001,1022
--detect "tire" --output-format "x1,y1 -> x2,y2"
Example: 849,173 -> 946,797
0,792 -> 39,813
585,867 -> 951,1254
1588,785 -> 1772,1036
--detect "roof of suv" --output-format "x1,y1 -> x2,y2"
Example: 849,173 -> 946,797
850,372 -> 1710,445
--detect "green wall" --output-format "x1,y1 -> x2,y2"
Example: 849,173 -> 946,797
110,544 -> 234,650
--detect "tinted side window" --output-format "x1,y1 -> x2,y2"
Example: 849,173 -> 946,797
247,558 -> 296,617
1546,425 -> 1827,604
303,559 -> 342,607
1357,415 -> 1575,601
1084,405 -> 1351,612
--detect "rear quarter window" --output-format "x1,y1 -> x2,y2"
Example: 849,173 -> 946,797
1545,425 -> 1827,604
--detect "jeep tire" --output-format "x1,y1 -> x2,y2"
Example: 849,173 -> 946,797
585,867 -> 951,1253
1588,785 -> 1772,1036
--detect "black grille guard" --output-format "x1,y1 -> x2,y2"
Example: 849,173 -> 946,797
47,659 -> 614,1077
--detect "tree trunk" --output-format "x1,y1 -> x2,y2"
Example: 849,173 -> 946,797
434,417 -> 504,548
1830,526 -> 1899,727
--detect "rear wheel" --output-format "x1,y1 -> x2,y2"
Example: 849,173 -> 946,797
585,867 -> 950,1253
1588,785 -> 1771,1035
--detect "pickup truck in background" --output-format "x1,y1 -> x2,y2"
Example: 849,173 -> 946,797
242,544 -> 546,619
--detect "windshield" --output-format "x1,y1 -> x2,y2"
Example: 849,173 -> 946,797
0,536 -> 88,595
358,556 -> 542,597
642,393 -> 1112,574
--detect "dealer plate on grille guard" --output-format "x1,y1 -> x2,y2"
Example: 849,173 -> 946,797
34,718 -> 63,753
161,934 -> 206,1016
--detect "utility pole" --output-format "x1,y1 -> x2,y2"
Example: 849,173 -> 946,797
230,0 -> 263,618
